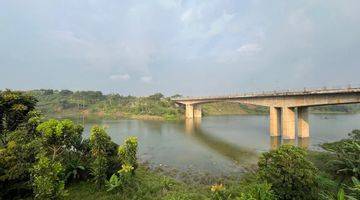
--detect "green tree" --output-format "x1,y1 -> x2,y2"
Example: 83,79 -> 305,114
36,119 -> 83,161
0,90 -> 37,143
258,145 -> 318,200
89,126 -> 114,188
31,156 -> 67,199
0,111 -> 42,199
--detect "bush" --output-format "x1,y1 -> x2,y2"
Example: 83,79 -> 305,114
237,182 -> 276,200
106,137 -> 138,193
90,156 -> 108,188
322,129 -> 360,179
89,126 -> 112,157
258,145 -> 318,200
106,164 -> 134,192
118,136 -> 138,171
210,183 -> 230,200
89,126 -> 114,188
31,156 -> 67,199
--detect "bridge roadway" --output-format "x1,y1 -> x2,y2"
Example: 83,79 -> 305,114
172,87 -> 360,140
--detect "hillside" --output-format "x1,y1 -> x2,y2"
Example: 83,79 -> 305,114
27,89 -> 360,120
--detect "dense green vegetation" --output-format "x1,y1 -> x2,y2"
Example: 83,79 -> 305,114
27,89 -> 360,121
1,90 -> 360,199
29,89 -> 182,120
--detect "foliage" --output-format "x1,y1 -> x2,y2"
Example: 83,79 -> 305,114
106,136 -> 138,193
63,152 -> 86,183
322,129 -> 360,179
0,110 -> 42,198
258,145 -> 319,200
89,126 -> 115,188
36,119 -> 83,160
210,183 -> 230,200
118,136 -> 138,171
89,126 -> 113,157
0,90 -> 37,143
106,164 -> 134,192
29,89 -> 182,120
31,156 -> 67,199
347,177 -> 360,200
66,166 -> 208,200
236,182 -> 276,200
91,156 -> 108,189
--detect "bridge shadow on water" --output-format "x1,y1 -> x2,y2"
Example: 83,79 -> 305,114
183,118 -> 310,165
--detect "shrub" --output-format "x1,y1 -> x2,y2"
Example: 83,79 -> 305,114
258,145 -> 318,200
236,182 -> 276,200
106,164 -> 134,192
89,126 -> 113,188
36,119 -> 83,161
31,156 -> 67,199
90,156 -> 108,188
322,129 -> 360,179
118,136 -> 138,171
210,183 -> 230,200
89,126 -> 112,157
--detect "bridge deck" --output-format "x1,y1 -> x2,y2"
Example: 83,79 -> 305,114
173,87 -> 360,101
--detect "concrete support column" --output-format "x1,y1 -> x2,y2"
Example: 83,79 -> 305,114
298,107 -> 309,138
194,105 -> 202,118
281,107 -> 296,140
269,107 -> 281,136
185,104 -> 194,119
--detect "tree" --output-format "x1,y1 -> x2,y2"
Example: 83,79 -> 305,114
258,145 -> 319,200
0,111 -> 42,199
148,93 -> 164,100
89,126 -> 113,188
0,90 -> 37,143
36,119 -> 83,161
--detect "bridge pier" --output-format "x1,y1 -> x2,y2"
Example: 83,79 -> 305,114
269,107 -> 281,136
185,104 -> 194,119
185,104 -> 202,119
298,107 -> 309,138
282,107 -> 296,140
194,105 -> 202,118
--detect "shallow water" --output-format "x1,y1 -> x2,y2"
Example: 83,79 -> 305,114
81,114 -> 360,174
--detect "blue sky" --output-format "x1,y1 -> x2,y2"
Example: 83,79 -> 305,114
0,0 -> 359,96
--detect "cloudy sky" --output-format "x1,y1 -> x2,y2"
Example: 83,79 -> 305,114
0,0 -> 359,96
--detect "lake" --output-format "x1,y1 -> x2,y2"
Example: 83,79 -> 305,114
81,114 -> 360,175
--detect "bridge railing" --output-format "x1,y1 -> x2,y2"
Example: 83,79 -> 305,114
173,84 -> 360,101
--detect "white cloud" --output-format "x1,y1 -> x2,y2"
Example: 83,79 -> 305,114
237,43 -> 262,55
109,74 -> 130,81
140,76 -> 152,83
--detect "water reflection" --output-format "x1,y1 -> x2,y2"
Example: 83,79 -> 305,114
185,119 -> 258,165
298,137 -> 310,149
270,136 -> 310,149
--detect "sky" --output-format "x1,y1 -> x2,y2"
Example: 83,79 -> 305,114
0,0 -> 359,96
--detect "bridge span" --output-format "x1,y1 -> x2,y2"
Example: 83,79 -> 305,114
172,87 -> 360,140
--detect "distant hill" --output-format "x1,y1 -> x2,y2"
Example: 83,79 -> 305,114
26,89 -> 360,120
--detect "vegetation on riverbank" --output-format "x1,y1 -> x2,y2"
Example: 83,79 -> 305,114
1,90 -> 359,199
27,89 -> 360,121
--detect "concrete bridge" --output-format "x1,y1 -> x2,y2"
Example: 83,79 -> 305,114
172,87 -> 360,140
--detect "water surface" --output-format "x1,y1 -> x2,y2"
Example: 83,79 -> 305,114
82,114 -> 360,174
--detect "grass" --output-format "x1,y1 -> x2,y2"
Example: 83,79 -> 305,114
65,150 -> 340,200
65,166 -> 210,200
